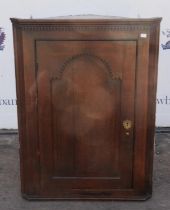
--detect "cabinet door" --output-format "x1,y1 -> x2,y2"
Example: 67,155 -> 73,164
36,40 -> 136,197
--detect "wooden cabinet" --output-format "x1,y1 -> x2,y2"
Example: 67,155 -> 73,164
11,16 -> 161,200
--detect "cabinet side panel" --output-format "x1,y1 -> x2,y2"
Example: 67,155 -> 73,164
12,24 -> 27,194
145,23 -> 161,193
12,24 -> 40,196
22,31 -> 41,195
133,33 -> 150,194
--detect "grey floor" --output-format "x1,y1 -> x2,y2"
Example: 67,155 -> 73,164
0,132 -> 170,210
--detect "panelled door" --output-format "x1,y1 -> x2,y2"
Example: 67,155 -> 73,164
36,40 -> 136,197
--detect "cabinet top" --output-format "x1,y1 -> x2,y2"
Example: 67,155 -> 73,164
10,15 -> 162,24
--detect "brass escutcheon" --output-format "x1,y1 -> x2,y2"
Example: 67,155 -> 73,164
123,120 -> 132,130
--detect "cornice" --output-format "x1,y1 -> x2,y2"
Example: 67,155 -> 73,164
16,24 -> 154,31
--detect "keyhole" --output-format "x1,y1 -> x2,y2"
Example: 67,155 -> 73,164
123,120 -> 132,130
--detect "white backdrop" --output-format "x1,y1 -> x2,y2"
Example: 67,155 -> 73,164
0,0 -> 170,129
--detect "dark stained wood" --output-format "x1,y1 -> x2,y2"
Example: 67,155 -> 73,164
11,16 -> 162,200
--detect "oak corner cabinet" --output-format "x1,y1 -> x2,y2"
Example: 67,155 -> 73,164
11,16 -> 162,200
